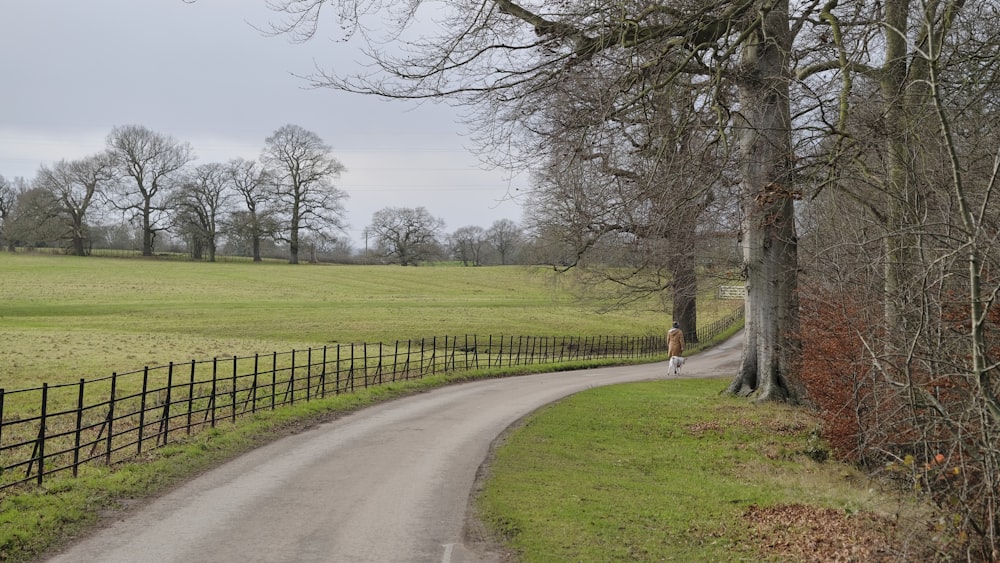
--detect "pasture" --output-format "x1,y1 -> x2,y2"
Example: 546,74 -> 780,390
0,253 -> 729,389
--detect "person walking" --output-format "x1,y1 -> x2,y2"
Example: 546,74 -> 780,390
667,321 -> 685,358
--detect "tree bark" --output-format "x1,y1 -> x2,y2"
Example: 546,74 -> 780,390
142,200 -> 154,256
252,235 -> 262,263
671,237 -> 699,344
726,0 -> 802,403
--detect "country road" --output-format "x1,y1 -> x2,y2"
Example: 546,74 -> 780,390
43,333 -> 743,563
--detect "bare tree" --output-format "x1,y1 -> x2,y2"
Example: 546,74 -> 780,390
368,206 -> 444,266
225,158 -> 279,262
450,225 -> 487,266
106,125 -> 194,256
3,185 -> 63,249
261,124 -> 347,264
172,163 -> 232,262
524,73 -> 729,339
34,153 -> 116,256
0,175 -> 20,251
486,219 -> 522,265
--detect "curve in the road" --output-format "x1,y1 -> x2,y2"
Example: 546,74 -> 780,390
44,332 -> 742,563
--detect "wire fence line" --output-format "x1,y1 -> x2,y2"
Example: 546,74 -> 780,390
0,310 -> 745,492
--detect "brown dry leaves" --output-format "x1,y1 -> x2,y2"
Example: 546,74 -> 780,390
743,504 -> 897,562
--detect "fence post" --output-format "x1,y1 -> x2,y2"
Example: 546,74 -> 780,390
35,383 -> 48,485
464,335 -> 470,370
335,345 -> 342,395
402,340 -> 411,380
161,362 -> 173,446
420,338 -> 426,377
347,342 -> 368,392
106,373 -> 117,465
289,350 -> 297,405
231,356 -> 238,423
473,335 -> 479,369
392,341 -> 400,382
187,360 -> 196,435
73,378 -> 85,477
320,346 -> 327,399
251,354 -> 260,413
306,348 -> 313,402
138,367 -> 149,455
271,351 -> 277,411
211,359 -> 218,428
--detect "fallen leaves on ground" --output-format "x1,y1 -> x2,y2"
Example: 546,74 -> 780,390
743,503 -> 898,562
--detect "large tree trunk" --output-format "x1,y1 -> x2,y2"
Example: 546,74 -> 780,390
289,205 -> 300,265
671,235 -> 699,344
142,201 -> 154,257
71,225 -> 86,256
881,0 -> 915,355
252,235 -> 262,263
726,1 -> 802,403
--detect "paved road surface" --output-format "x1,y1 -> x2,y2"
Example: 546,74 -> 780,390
44,333 -> 742,563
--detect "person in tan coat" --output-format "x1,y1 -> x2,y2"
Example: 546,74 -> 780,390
667,321 -> 685,358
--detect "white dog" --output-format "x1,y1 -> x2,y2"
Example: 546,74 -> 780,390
667,355 -> 686,376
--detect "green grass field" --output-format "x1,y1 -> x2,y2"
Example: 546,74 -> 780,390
0,253 -> 736,390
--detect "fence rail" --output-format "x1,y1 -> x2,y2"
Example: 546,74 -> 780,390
696,306 -> 745,343
0,311 -> 744,492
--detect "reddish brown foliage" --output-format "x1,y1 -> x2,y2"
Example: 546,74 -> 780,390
800,285 -> 1000,559
798,292 -> 875,461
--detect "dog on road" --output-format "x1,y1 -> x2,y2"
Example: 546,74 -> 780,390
667,355 -> 685,376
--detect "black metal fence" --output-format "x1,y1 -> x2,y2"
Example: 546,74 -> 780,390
0,333 -> 668,491
0,307 -> 746,493
696,306 -> 745,343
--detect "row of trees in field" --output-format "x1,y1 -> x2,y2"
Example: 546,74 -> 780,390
0,124 -> 533,266
266,0 -> 1000,556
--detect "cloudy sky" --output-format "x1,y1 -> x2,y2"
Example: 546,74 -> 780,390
0,1 -> 527,246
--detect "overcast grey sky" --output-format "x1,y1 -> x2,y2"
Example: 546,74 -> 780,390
0,0 -> 525,245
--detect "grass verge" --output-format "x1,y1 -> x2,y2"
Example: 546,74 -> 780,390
477,377 -> 933,562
